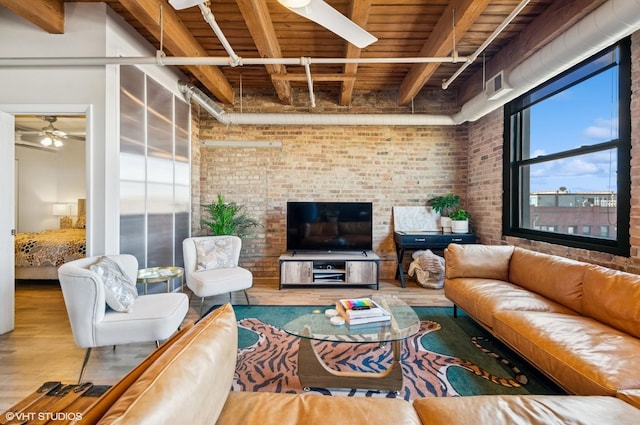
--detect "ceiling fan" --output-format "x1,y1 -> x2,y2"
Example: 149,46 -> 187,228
38,115 -> 67,147
276,0 -> 377,48
15,115 -> 85,150
168,0 -> 377,49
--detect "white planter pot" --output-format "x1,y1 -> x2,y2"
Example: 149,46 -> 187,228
440,217 -> 452,233
451,219 -> 469,234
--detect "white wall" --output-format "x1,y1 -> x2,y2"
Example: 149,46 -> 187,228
15,140 -> 85,232
0,2 -> 186,254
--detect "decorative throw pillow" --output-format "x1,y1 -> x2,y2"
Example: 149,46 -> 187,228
195,237 -> 237,271
90,256 -> 138,313
75,212 -> 86,229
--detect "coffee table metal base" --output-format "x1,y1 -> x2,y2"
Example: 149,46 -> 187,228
297,328 -> 403,392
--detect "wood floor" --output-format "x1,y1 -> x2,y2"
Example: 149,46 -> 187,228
0,277 -> 451,411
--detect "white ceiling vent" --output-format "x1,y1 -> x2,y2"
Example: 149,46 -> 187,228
485,70 -> 512,100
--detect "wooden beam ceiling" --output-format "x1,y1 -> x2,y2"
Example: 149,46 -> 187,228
397,0 -> 492,106
0,0 -> 64,34
235,0 -> 292,105
340,0 -> 373,106
0,0 -> 569,109
118,0 -> 234,104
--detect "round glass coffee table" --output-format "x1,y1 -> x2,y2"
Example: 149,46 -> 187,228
283,294 -> 420,391
136,266 -> 184,294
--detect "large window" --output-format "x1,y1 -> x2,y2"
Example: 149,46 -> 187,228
503,39 -> 631,256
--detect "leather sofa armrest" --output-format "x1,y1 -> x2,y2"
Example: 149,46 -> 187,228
80,321 -> 194,423
98,304 -> 237,425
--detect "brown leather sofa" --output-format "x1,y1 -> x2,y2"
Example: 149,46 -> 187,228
444,243 -> 640,396
63,300 -> 640,424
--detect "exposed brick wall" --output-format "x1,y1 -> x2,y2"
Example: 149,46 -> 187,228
467,107 -> 504,246
192,31 -> 640,279
194,89 -> 469,279
469,31 -> 640,274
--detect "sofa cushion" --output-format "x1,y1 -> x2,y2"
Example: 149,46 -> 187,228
97,304 -> 237,425
444,244 -> 514,280
412,394 -> 640,425
188,266 -> 253,297
96,293 -> 189,347
582,265 -> 640,338
493,310 -> 640,395
217,391 -> 422,425
508,248 -> 585,313
617,389 -> 640,410
444,278 -> 576,330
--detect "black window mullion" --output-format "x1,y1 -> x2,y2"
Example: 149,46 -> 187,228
503,38 -> 630,257
518,140 -> 618,167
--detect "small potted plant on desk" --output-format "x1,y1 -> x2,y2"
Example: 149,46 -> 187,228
429,194 -> 460,233
449,208 -> 471,234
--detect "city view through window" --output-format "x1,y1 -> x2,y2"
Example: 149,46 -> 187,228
521,51 -> 620,240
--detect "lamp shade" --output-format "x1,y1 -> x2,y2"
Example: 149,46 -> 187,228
52,203 -> 72,216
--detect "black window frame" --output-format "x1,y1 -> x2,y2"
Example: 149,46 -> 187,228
503,38 -> 631,256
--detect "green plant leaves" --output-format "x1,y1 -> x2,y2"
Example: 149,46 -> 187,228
202,193 -> 260,237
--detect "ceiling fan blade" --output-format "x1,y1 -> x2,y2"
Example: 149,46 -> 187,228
51,129 -> 67,137
167,0 -> 204,10
283,0 -> 377,48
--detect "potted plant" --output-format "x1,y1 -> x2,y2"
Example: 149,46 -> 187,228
449,209 -> 471,234
202,193 -> 260,237
429,194 -> 460,233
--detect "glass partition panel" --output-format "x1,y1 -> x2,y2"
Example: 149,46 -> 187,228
174,98 -> 190,267
146,77 -> 174,267
119,66 -> 146,265
119,66 -> 191,274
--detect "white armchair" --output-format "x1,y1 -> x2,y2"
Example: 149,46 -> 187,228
183,236 -> 252,316
57,254 -> 189,384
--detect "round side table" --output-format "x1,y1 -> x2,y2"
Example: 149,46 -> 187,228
136,266 -> 184,294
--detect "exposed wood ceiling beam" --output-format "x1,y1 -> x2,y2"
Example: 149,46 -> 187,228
118,0 -> 234,104
236,0 -> 292,105
458,0 -> 608,104
397,0 -> 491,106
340,0 -> 373,106
0,0 -> 64,34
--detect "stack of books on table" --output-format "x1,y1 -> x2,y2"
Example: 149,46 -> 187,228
335,297 -> 391,326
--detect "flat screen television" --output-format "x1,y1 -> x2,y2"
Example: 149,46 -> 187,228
286,201 -> 373,252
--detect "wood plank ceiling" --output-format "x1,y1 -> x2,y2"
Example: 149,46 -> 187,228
0,0 -> 608,107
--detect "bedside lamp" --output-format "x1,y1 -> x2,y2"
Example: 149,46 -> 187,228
53,203 -> 73,229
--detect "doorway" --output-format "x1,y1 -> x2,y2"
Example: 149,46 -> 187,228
0,106 -> 90,335
14,114 -> 87,279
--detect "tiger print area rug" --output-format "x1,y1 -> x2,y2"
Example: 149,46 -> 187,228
222,305 -> 563,400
